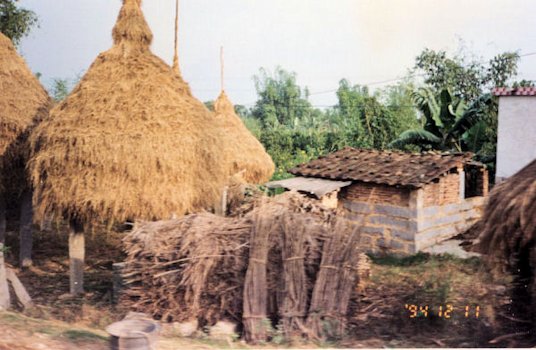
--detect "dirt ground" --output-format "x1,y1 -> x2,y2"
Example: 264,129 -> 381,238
2,221 -> 534,349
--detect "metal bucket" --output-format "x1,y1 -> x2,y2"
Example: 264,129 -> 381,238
106,319 -> 160,350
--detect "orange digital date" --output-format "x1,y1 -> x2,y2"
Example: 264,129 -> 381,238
404,304 -> 480,318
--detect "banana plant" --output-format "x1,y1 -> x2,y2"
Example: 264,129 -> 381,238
389,87 -> 490,152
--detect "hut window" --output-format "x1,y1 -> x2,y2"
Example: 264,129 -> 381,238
464,165 -> 486,198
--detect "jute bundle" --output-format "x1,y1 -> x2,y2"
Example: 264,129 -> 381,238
306,218 -> 361,340
280,213 -> 308,337
122,213 -> 250,323
29,0 -> 227,224
0,32 -> 50,195
120,192 -> 364,343
242,200 -> 282,343
214,92 -> 274,184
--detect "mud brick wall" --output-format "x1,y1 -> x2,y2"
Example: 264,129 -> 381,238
341,183 -> 410,206
341,183 -> 417,255
340,180 -> 486,255
422,172 -> 460,207
415,197 -> 485,251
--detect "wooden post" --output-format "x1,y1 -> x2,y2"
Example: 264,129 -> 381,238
0,196 -> 6,244
19,190 -> 33,268
172,0 -> 181,74
0,242 -> 10,310
69,219 -> 85,295
6,268 -> 32,309
220,46 -> 225,92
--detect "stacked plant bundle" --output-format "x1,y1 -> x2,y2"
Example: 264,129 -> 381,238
121,193 -> 330,321
477,160 -> 536,319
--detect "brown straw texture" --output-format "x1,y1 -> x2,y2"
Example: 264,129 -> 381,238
29,0 -> 227,224
214,92 -> 274,184
0,32 -> 50,194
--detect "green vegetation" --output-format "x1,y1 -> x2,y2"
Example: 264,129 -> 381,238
236,47 -> 532,182
0,0 -> 38,46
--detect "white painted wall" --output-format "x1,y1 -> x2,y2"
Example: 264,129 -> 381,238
496,97 -> 536,181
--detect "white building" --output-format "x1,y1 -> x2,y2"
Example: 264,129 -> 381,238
493,87 -> 536,182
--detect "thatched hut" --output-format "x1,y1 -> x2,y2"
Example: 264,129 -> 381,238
213,91 -> 274,184
477,160 -> 536,318
29,0 -> 227,294
0,32 -> 51,270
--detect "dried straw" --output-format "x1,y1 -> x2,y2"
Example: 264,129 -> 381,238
214,92 -> 274,184
477,160 -> 536,319
306,218 -> 361,340
477,160 -> 536,270
0,32 -> 50,195
29,0 -> 227,224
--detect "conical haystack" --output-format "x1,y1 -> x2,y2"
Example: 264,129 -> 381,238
0,32 -> 50,195
477,160 -> 536,268
29,0 -> 227,224
214,91 -> 274,183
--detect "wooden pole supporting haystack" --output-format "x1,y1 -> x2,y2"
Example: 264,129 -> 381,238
6,268 -> 32,309
220,46 -> 225,92
19,190 -> 33,268
0,242 -> 9,310
172,0 -> 181,75
69,219 -> 85,295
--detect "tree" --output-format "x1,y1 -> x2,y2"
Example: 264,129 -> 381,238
334,79 -> 401,149
0,0 -> 38,47
252,67 -> 314,128
49,78 -> 70,102
389,87 -> 494,153
414,48 -> 519,101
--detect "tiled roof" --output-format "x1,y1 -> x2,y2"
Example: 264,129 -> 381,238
493,87 -> 536,96
289,147 -> 478,188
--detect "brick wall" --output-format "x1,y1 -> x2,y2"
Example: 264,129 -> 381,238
341,183 -> 410,206
415,197 -> 486,250
423,172 -> 460,207
341,184 -> 418,255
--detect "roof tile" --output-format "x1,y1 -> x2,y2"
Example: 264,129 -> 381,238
289,147 -> 480,188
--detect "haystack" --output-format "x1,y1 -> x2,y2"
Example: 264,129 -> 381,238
477,160 -> 536,318
29,0 -> 227,293
29,0 -> 227,224
0,32 -> 51,269
0,32 -> 50,196
214,91 -> 274,183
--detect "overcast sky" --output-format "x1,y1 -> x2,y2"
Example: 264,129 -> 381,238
17,0 -> 536,107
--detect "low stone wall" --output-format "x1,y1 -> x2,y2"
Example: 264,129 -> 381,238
342,200 -> 418,255
343,196 -> 486,255
415,197 -> 485,251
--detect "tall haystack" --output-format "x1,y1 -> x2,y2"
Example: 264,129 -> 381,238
0,32 -> 51,270
30,0 -> 226,224
29,0 -> 227,293
0,32 -> 50,195
477,160 -> 536,318
214,91 -> 274,183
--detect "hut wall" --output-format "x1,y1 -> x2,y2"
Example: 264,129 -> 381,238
422,171 -> 461,207
340,183 -> 418,255
340,177 -> 486,255
415,196 -> 485,251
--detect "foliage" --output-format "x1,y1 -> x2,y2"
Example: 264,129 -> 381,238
0,0 -> 38,47
252,67 -> 315,128
389,87 -> 495,154
49,78 -> 70,102
414,48 -> 519,101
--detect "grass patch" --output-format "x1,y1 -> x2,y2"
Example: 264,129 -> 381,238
61,329 -> 109,342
